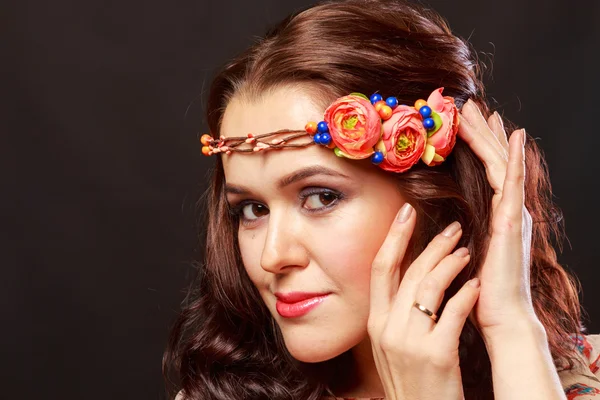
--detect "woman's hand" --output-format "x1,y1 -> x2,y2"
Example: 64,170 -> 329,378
458,100 -> 540,338
458,102 -> 567,400
368,205 -> 481,400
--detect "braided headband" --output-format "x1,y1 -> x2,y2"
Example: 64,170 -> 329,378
200,87 -> 459,173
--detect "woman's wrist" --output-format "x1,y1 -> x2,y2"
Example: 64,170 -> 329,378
481,313 -> 546,349
482,317 -> 566,400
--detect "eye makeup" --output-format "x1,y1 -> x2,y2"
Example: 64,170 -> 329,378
227,187 -> 346,227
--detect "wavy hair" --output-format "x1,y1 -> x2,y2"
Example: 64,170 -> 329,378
163,1 -> 585,399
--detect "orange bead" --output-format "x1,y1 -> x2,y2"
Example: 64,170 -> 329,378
201,146 -> 211,156
414,99 -> 428,110
305,121 -> 318,134
374,100 -> 387,112
379,105 -> 393,120
200,134 -> 212,146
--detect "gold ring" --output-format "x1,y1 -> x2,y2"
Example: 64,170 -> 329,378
413,301 -> 438,322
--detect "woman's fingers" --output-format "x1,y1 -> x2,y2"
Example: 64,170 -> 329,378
369,203 -> 416,319
459,100 -> 510,210
433,278 -> 481,347
396,221 -> 462,302
488,111 -> 509,153
484,130 -> 529,303
407,247 -> 471,335
497,129 -> 526,221
369,203 -> 416,399
460,100 -> 507,165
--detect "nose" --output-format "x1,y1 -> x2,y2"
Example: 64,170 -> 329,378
260,210 -> 309,274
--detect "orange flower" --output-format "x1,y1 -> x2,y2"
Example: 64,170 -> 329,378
324,95 -> 382,159
378,105 -> 427,173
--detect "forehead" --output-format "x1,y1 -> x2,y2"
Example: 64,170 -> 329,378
222,85 -> 324,141
220,86 -> 361,184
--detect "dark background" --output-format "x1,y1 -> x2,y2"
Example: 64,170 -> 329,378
6,0 -> 600,398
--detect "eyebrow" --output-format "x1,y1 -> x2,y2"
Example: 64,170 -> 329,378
225,165 -> 351,196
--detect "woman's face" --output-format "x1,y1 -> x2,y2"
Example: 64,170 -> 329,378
221,85 -> 406,362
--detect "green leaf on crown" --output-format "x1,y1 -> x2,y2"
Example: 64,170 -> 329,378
427,112 -> 443,138
349,92 -> 369,101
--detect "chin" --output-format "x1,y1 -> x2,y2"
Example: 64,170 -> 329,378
280,324 -> 363,363
286,340 -> 346,363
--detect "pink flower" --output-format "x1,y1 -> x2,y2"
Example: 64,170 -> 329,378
324,95 -> 382,159
378,105 -> 427,173
421,88 -> 460,166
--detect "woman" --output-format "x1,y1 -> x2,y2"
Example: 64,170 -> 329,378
163,0 -> 600,398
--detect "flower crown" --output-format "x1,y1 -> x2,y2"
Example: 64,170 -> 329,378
200,87 -> 459,173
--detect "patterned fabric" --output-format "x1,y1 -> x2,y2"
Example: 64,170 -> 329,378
560,334 -> 600,399
327,334 -> 600,400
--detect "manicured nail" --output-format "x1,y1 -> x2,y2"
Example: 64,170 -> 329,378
521,129 -> 526,146
396,203 -> 413,223
454,247 -> 469,257
441,221 -> 461,237
468,277 -> 481,288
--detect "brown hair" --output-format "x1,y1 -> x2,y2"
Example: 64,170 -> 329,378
163,1 -> 585,398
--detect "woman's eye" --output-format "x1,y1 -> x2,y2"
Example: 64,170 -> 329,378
240,203 -> 269,221
303,191 -> 339,210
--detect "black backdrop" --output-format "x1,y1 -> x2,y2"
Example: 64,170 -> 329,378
7,0 -> 600,398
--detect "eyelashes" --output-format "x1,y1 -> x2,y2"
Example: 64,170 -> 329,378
228,188 -> 345,226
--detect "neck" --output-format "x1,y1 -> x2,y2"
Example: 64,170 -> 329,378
330,336 -> 385,398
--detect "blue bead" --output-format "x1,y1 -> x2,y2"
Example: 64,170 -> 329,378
317,121 -> 329,133
386,97 -> 398,109
314,133 -> 322,144
423,117 -> 435,130
371,151 -> 384,165
320,133 -> 331,145
370,93 -> 383,104
419,106 -> 432,118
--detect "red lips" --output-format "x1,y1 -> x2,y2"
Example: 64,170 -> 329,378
274,292 -> 329,303
274,291 -> 331,318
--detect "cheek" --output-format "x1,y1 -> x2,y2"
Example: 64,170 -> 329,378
238,231 -> 265,286
318,210 -> 396,292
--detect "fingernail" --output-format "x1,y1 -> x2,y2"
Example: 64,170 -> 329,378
441,221 -> 461,237
454,247 -> 469,257
468,277 -> 480,288
396,203 -> 413,223
521,129 -> 527,146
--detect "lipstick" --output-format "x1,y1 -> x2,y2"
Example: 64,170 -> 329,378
275,292 -> 330,318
